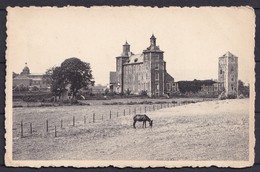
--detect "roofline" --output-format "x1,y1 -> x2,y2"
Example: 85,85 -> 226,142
143,50 -> 164,53
123,62 -> 143,66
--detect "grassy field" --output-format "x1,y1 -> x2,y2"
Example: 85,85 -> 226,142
12,98 -> 249,161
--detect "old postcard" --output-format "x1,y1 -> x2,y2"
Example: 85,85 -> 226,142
5,6 -> 255,168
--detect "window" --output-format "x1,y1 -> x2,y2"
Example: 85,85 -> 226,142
155,83 -> 159,92
231,84 -> 234,90
231,67 -> 234,72
220,69 -> 223,74
155,72 -> 159,80
155,63 -> 159,70
214,85 -> 218,91
167,83 -> 170,91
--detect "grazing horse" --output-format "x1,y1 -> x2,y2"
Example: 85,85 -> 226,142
133,114 -> 153,129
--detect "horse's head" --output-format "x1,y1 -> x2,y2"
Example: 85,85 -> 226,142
149,120 -> 153,128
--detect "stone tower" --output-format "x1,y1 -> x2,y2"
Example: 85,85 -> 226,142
116,41 -> 131,93
143,34 -> 165,97
218,52 -> 238,97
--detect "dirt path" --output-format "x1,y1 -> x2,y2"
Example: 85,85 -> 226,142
13,99 -> 249,160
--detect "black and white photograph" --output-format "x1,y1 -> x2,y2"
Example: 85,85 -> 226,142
5,6 -> 255,168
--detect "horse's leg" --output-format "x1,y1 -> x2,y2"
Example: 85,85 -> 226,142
133,121 -> 136,129
145,121 -> 146,128
142,121 -> 144,128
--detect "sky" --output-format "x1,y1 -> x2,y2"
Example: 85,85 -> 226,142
7,7 -> 255,85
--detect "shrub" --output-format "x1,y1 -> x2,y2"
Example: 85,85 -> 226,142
140,90 -> 148,97
238,94 -> 245,99
218,92 -> 227,100
227,94 -> 237,99
126,89 -> 131,95
172,100 -> 178,104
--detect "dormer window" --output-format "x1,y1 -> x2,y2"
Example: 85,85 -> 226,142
134,58 -> 138,62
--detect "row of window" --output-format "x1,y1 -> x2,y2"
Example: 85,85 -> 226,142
124,73 -> 151,83
122,63 -> 162,74
125,82 -> 151,91
219,66 -> 235,74
166,83 -> 178,91
124,72 -> 161,83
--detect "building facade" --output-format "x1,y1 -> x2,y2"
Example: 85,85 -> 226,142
13,63 -> 50,91
110,35 -> 178,97
218,52 -> 238,97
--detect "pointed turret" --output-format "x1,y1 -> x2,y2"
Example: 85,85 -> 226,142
122,41 -> 131,57
150,34 -> 156,46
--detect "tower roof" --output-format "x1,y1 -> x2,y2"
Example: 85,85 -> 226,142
23,62 -> 29,71
150,34 -> 156,39
124,41 -> 129,46
223,51 -> 237,58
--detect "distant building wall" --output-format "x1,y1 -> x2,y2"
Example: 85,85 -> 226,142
13,63 -> 50,91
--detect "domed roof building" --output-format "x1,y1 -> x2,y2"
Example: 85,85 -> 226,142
13,63 -> 50,91
20,63 -> 30,75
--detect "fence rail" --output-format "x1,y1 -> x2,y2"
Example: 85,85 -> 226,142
15,100 -> 206,139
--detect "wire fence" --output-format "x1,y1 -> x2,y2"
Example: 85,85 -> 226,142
14,100 -> 211,139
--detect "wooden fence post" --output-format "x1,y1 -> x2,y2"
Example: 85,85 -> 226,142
129,108 -> 131,115
84,116 -> 86,124
124,109 -> 125,116
93,113 -> 95,123
161,104 -> 162,109
46,120 -> 48,132
140,107 -> 141,113
102,114 -> 103,121
145,106 -> 146,113
110,111 -> 111,119
20,120 -> 23,138
73,116 -> 75,126
153,105 -> 155,111
61,120 -> 63,128
135,107 -> 136,114
30,122 -> 32,135
117,112 -> 118,118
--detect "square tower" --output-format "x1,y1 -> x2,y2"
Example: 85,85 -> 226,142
218,52 -> 238,97
143,34 -> 165,97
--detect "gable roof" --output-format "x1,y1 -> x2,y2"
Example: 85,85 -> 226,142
165,72 -> 174,82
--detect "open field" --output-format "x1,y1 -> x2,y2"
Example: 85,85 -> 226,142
12,98 -> 249,161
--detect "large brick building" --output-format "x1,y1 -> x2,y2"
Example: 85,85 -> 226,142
110,34 -> 178,97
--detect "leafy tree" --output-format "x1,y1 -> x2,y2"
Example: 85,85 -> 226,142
238,80 -> 249,97
49,57 -> 94,99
